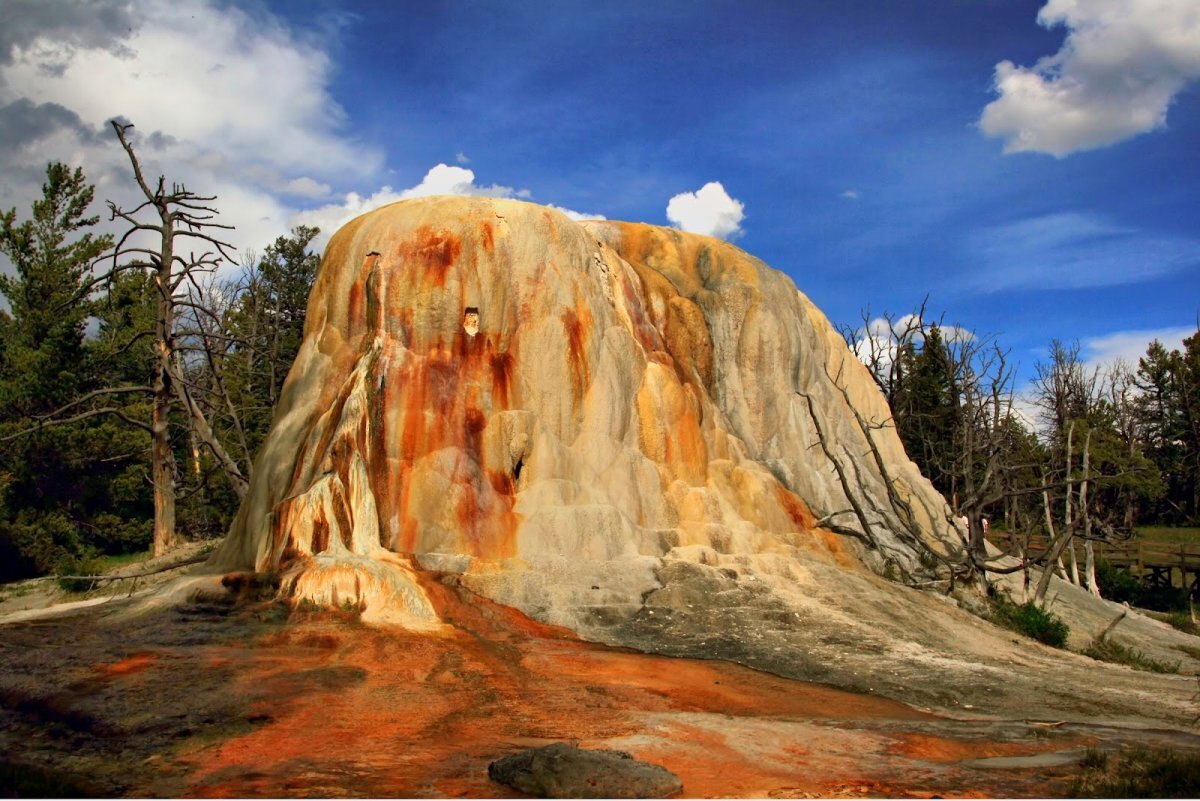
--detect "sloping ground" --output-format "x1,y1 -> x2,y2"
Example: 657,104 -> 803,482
0,542 -> 213,623
588,542 -> 1200,727
2,565 -> 1199,799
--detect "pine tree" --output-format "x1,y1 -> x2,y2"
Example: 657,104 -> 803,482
1137,332 -> 1200,523
0,164 -> 118,579
224,225 -> 321,454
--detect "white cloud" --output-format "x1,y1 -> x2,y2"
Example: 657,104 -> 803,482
840,189 -> 860,200
665,181 -> 745,240
980,0 -> 1200,156
400,163 -> 517,199
850,314 -> 974,375
1083,325 -> 1194,367
455,152 -> 470,164
292,164 -> 605,248
0,0 -> 607,266
282,177 -> 332,199
546,203 -> 604,222
0,0 -> 380,260
1012,324 -> 1196,434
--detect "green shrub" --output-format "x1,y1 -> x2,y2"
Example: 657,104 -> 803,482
1096,560 -> 1140,605
1139,583 -> 1192,613
989,593 -> 1070,648
1096,560 -> 1193,613
1164,611 -> 1199,636
55,548 -> 106,593
1083,635 -> 1180,674
1073,746 -> 1200,798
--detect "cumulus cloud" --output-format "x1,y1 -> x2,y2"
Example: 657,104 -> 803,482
282,177 -> 332,200
0,0 -> 608,266
980,0 -> 1200,156
455,152 -> 470,164
665,181 -> 745,240
292,164 -> 604,248
850,314 -> 975,374
0,0 -> 382,258
545,204 -> 604,222
1083,325 -> 1194,367
0,0 -> 137,68
1012,324 -> 1195,433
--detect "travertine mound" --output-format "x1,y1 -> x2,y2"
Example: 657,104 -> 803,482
213,196 -> 964,630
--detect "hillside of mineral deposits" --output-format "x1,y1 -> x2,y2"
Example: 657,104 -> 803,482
214,195 -> 960,629
210,196 -> 1200,722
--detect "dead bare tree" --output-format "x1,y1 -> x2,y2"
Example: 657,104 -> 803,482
105,121 -> 250,553
838,297 -> 930,409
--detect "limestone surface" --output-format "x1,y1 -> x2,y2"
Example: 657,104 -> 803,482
212,196 -> 964,631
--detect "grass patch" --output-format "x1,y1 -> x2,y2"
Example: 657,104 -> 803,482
1134,526 -> 1200,544
0,581 -> 36,602
1174,643 -> 1200,660
1164,610 -> 1200,636
1083,635 -> 1180,674
988,593 -> 1069,648
1073,746 -> 1200,798
1079,747 -> 1109,770
95,549 -> 152,572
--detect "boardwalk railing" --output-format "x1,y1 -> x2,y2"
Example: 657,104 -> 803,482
987,532 -> 1200,593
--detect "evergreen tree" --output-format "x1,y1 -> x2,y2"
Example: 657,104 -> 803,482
224,225 -> 321,454
1137,331 -> 1200,523
0,164 -> 118,579
894,324 -> 958,498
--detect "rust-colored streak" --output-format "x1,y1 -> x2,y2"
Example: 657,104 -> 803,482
332,483 -> 354,550
310,509 -> 329,555
425,352 -> 462,413
489,351 -> 513,409
365,326 -> 518,560
486,468 -> 515,496
479,220 -> 494,252
454,480 -> 478,540
464,407 -> 486,457
664,296 -> 715,390
98,652 -> 157,677
396,226 -> 462,288
773,483 -> 817,531
561,306 -> 591,406
619,270 -> 662,352
347,281 -> 365,333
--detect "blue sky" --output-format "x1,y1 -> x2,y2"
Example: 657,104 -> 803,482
1,0 -> 1198,387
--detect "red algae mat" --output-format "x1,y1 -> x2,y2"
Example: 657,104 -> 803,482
150,575 -> 1093,798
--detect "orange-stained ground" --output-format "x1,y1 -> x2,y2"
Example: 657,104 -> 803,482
115,571 -> 1093,798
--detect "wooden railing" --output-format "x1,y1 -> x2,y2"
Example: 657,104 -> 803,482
986,531 -> 1200,591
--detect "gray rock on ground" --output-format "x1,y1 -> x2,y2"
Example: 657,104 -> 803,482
487,742 -> 683,798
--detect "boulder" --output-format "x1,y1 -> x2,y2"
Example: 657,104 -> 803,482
488,743 -> 683,799
211,196 -> 965,632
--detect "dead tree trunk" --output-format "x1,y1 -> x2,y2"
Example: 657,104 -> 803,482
106,120 -> 244,551
150,200 -> 179,556
1079,429 -> 1100,597
1063,421 -> 1081,586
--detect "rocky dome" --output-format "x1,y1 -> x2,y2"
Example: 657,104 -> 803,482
213,196 -> 964,634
